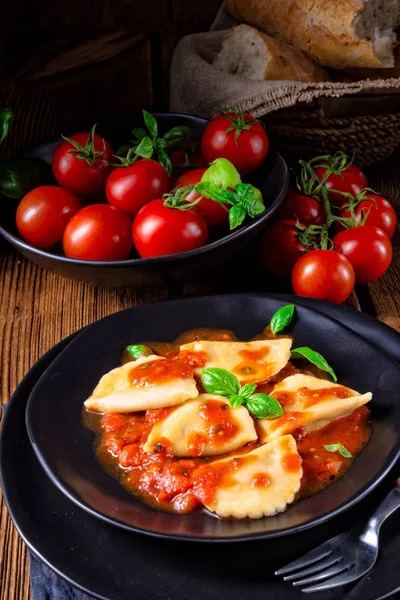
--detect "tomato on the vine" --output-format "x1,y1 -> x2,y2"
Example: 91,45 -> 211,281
201,108 -> 269,176
260,219 -> 306,279
106,159 -> 170,218
52,126 -> 113,197
63,204 -> 133,261
175,168 -> 229,227
277,188 -> 326,226
333,226 -> 392,284
133,199 -> 209,258
339,193 -> 397,239
16,185 -> 83,249
292,250 -> 355,304
314,161 -> 367,207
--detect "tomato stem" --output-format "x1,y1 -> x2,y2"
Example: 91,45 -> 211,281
62,125 -> 107,167
222,105 -> 258,143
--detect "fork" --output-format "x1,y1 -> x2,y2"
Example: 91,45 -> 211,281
275,477 -> 400,593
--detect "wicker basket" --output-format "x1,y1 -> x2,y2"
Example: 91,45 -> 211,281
263,94 -> 400,168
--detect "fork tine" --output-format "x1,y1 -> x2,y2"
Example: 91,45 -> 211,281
292,561 -> 349,586
275,545 -> 333,576
302,565 -> 356,593
283,556 -> 341,582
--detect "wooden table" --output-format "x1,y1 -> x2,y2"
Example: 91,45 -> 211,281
1,154 -> 400,599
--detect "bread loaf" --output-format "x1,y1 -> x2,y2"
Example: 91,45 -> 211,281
214,24 -> 330,82
226,0 -> 400,70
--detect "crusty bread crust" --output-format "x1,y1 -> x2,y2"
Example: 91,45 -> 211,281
226,0 -> 399,69
214,25 -> 329,82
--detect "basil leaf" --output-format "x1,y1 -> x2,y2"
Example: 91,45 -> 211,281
270,305 -> 295,334
132,128 -> 147,141
155,138 -> 167,150
246,393 -> 284,419
229,204 -> 247,230
195,182 -> 236,205
248,185 -> 266,216
163,126 -> 192,151
143,110 -> 158,140
134,136 -> 154,159
127,344 -> 153,360
201,367 -> 240,397
157,149 -> 172,176
0,108 -> 13,146
229,395 -> 245,408
239,383 -> 257,399
291,347 -> 337,382
324,443 -> 353,459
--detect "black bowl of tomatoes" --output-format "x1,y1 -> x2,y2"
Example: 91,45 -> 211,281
0,112 -> 288,287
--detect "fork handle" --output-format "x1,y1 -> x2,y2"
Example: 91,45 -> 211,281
359,478 -> 400,547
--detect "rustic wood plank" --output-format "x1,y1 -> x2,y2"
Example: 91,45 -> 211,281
0,250 -> 168,600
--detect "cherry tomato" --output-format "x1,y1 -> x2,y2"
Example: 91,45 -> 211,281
314,163 -> 367,207
106,159 -> 170,218
175,169 -> 229,227
260,219 -> 306,279
201,109 -> 269,176
277,188 -> 326,226
292,250 -> 355,304
133,199 -> 209,258
339,193 -> 397,239
16,185 -> 83,250
52,129 -> 113,197
333,226 -> 392,284
63,204 -> 133,261
170,144 -> 208,169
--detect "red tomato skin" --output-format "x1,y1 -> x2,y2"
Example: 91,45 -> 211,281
277,188 -> 326,226
260,219 -> 306,279
63,204 -> 133,261
292,250 -> 355,304
106,159 -> 170,218
314,164 -> 367,207
133,199 -> 209,258
333,226 -> 392,284
339,194 -> 397,239
176,168 -> 229,227
16,185 -> 83,249
201,112 -> 269,176
52,133 -> 113,196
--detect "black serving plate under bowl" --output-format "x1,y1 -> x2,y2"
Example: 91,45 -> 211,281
0,113 -> 289,287
25,294 -> 400,542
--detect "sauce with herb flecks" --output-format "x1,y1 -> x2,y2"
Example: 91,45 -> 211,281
84,327 -> 371,516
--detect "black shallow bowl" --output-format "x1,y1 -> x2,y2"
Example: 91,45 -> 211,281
0,113 -> 288,287
26,294 -> 400,542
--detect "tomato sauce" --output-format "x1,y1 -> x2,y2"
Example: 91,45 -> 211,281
84,326 -> 372,517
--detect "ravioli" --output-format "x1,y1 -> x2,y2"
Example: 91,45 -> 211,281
199,435 -> 302,519
84,354 -> 199,413
258,374 -> 372,442
179,339 -> 292,384
143,394 -> 257,457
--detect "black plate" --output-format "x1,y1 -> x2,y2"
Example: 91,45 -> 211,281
0,113 -> 288,287
2,297 -> 400,600
25,294 -> 400,541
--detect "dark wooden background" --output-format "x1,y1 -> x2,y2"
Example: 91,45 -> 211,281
0,0 -> 221,158
1,2 -> 400,599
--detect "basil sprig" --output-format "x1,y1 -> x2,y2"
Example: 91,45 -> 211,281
270,305 -> 295,334
201,367 -> 283,419
291,347 -> 337,381
195,181 -> 265,230
127,344 -> 153,360
116,110 -> 192,176
324,443 -> 352,458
